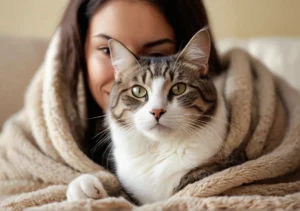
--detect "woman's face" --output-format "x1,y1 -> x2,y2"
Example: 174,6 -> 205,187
85,0 -> 176,112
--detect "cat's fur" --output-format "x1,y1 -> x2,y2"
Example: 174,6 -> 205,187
107,28 -> 228,204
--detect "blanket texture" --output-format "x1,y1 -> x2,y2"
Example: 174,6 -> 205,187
1,31 -> 300,211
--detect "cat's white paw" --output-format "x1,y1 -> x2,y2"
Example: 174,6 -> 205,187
67,174 -> 108,201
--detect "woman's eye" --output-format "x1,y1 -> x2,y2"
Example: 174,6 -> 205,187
132,85 -> 147,98
98,47 -> 110,55
171,83 -> 186,96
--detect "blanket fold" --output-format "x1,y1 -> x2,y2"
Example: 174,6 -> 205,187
1,31 -> 300,210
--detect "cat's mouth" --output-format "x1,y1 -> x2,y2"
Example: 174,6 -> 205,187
150,123 -> 170,132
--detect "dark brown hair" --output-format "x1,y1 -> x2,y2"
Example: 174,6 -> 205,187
59,0 -> 222,169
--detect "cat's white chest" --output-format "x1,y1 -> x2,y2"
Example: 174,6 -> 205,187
114,141 -> 195,204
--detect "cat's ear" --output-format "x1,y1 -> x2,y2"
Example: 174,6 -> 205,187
177,27 -> 211,75
108,39 -> 140,80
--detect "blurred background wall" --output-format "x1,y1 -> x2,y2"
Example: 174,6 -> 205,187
0,0 -> 300,39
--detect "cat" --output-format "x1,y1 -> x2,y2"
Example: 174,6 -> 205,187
106,28 -> 228,204
66,28 -> 229,204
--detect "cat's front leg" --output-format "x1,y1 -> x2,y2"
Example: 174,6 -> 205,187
66,174 -> 108,201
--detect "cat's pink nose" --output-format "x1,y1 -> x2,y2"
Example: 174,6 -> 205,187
150,109 -> 166,121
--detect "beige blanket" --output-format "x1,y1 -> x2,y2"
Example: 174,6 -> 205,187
1,31 -> 300,211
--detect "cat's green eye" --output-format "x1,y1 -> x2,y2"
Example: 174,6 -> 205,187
132,85 -> 147,98
171,83 -> 186,95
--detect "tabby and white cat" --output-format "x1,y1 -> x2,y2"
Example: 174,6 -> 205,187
107,28 -> 228,204
66,28 -> 228,204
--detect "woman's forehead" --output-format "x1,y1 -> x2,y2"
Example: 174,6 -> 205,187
88,0 -> 175,46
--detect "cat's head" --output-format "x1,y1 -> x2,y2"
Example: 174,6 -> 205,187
108,28 -> 217,142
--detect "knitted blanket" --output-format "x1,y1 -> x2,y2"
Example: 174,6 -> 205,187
1,31 -> 300,211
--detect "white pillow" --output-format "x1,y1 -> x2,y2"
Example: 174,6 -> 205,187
217,38 -> 300,92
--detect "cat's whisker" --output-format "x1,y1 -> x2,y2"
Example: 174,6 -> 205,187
201,123 -> 225,144
93,123 -> 134,154
183,123 -> 207,144
114,119 -> 135,129
103,142 -> 112,155
92,127 -> 110,139
182,122 -> 212,142
182,118 -> 204,127
181,113 -> 242,132
184,118 -> 225,144
123,127 -> 135,136
173,121 -> 191,137
94,132 -> 110,147
88,114 -> 107,120
117,121 -> 136,136
181,120 -> 223,142
181,124 -> 198,136
101,142 -> 113,169
199,116 -> 241,133
180,120 -> 203,132
135,117 -> 224,141
92,142 -> 108,156
92,135 -> 111,154
118,122 -> 134,128
104,142 -> 113,170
